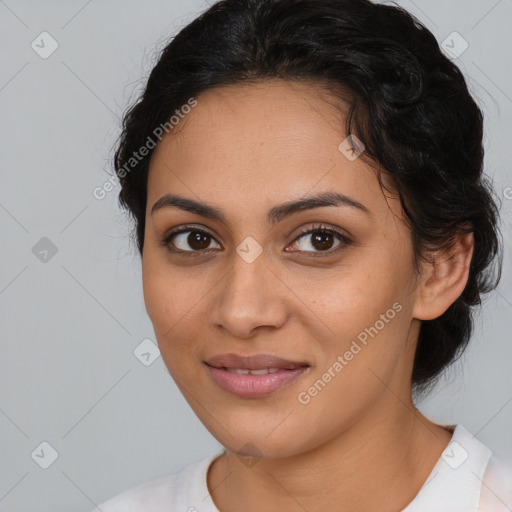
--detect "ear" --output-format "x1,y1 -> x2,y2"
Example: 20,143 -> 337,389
412,232 -> 474,321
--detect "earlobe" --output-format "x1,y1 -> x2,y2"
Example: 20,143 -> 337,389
412,232 -> 475,321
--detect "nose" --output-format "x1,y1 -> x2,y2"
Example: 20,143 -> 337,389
208,254 -> 288,339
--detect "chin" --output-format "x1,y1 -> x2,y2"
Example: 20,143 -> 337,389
201,414 -> 312,460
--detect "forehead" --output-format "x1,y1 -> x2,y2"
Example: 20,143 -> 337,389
147,80 -> 400,223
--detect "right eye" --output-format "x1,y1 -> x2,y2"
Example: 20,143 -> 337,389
161,225 -> 222,255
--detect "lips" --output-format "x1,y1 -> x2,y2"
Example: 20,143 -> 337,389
204,353 -> 310,371
204,353 -> 311,398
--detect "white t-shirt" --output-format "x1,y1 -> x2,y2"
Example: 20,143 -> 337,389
92,424 -> 512,512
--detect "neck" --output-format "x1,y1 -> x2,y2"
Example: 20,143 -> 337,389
207,395 -> 453,512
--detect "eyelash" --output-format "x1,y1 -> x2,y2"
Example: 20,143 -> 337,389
160,223 -> 352,258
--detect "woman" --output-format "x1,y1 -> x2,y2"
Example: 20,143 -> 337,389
92,0 -> 512,510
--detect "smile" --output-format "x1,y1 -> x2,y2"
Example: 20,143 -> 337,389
205,363 -> 310,398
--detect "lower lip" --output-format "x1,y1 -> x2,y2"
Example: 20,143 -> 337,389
205,364 -> 309,398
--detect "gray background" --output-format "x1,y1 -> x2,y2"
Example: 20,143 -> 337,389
0,0 -> 511,510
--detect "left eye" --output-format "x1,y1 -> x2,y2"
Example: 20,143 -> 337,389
288,225 -> 351,254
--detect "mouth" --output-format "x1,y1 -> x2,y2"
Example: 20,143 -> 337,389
204,353 -> 310,398
205,352 -> 310,370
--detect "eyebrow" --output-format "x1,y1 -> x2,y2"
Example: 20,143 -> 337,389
150,191 -> 372,224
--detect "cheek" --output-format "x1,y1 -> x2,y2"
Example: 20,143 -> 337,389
300,259 -> 411,377
303,264 -> 397,329
142,257 -> 196,339
141,255 -> 214,373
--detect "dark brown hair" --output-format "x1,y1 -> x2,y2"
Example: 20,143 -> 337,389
112,0 -> 503,396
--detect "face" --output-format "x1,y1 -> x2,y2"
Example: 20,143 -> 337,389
142,80 -> 422,459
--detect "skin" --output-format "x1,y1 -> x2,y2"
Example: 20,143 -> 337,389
142,79 -> 474,512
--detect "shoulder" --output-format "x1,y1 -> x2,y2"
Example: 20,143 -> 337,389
441,424 -> 512,511
479,453 -> 512,511
401,424 -> 512,512
92,473 -> 179,512
90,451 -> 223,512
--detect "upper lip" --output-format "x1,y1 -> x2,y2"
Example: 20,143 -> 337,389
204,353 -> 310,370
